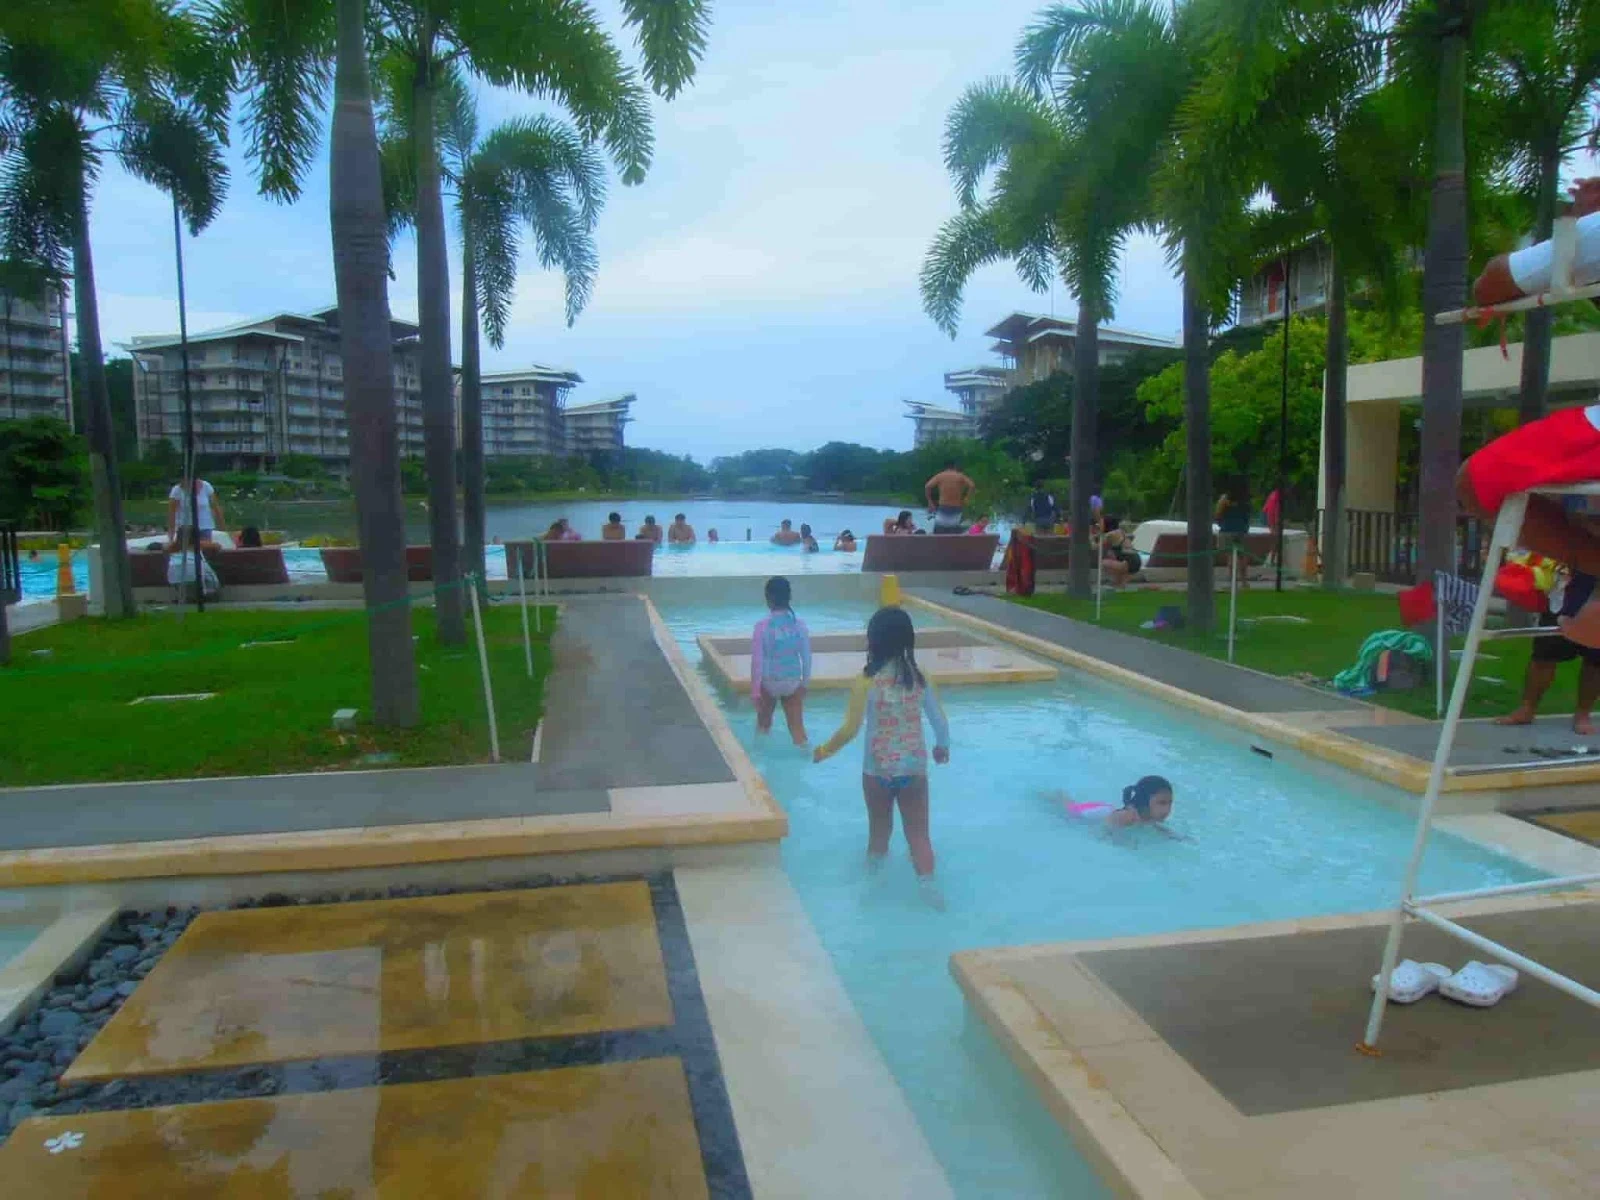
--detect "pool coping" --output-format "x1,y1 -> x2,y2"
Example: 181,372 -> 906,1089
0,906 -> 119,1036
0,595 -> 786,888
950,890 -> 1600,1200
904,594 -> 1600,796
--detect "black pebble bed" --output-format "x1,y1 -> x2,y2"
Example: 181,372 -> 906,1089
0,877 -> 591,1141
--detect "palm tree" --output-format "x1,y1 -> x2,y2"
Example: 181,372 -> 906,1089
370,0 -> 709,645
1176,2 -> 1413,589
1019,0 -> 1235,631
1474,0 -> 1600,424
920,76 -> 1123,598
220,0 -> 419,726
384,74 -> 604,590
1,0 -> 230,620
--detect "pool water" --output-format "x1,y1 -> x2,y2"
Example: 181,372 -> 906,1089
0,924 -> 42,972
662,600 -> 1541,1199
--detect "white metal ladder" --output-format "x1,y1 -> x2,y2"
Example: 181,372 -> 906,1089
1362,481 -> 1600,1049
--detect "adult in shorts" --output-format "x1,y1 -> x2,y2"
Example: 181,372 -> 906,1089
1495,571 -> 1600,736
167,476 -> 224,549
924,460 -> 975,534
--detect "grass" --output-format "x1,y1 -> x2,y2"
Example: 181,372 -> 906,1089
1,602 -> 555,787
1011,585 -> 1565,722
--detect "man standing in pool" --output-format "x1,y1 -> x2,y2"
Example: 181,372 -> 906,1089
772,519 -> 802,546
925,460 -> 976,534
667,514 -> 696,544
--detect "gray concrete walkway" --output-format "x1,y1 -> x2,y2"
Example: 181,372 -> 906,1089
916,588 -> 1367,715
534,594 -> 734,793
1337,714 -> 1600,772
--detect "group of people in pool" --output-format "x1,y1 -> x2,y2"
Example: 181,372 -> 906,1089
749,575 -> 1179,909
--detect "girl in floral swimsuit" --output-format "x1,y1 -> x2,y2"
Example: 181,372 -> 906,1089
814,606 -> 951,905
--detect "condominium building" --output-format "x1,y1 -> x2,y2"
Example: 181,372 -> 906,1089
129,308 -> 425,471
475,365 -> 583,459
564,394 -> 634,457
0,284 -> 72,426
902,398 -> 974,447
984,311 -> 1181,385
1236,240 -> 1332,326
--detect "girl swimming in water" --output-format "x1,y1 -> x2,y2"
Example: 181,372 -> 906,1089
814,606 -> 951,906
1062,776 -> 1183,837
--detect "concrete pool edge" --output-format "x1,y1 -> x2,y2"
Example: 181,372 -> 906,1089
951,891 -> 1600,1200
0,906 -> 119,1036
903,594 -> 1600,797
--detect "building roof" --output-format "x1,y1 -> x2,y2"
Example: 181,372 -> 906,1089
902,400 -> 970,422
128,305 -> 421,352
481,362 -> 584,387
565,393 -> 635,417
982,311 -> 1179,351
944,366 -> 1010,389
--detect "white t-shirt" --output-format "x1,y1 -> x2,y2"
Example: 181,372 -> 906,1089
169,480 -> 218,531
1507,211 -> 1600,294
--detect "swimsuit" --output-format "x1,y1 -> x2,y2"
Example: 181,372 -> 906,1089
1462,405 -> 1600,515
934,506 -> 966,533
814,668 -> 951,777
750,610 -> 811,701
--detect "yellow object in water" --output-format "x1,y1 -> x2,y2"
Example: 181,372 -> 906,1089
879,574 -> 902,606
55,544 -> 75,596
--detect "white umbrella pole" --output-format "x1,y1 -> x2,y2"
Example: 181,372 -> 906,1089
468,573 -> 501,763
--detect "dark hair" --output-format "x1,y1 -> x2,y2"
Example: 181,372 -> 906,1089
896,510 -> 913,525
781,519 -> 792,528
800,523 -> 813,537
839,529 -> 853,539
240,525 -> 263,548
675,513 -> 686,521
944,458 -> 957,469
864,606 -> 924,689
765,576 -> 792,611
608,511 -> 621,523
644,515 -> 656,524
1121,775 -> 1173,816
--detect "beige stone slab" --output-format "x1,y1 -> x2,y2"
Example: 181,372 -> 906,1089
674,863 -> 953,1200
607,782 -> 755,819
1006,953 -> 1151,1050
1436,812 -> 1600,877
709,645 -> 1058,693
0,906 -> 118,1036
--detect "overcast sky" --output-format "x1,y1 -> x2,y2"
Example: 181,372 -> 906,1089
86,0 -> 1191,458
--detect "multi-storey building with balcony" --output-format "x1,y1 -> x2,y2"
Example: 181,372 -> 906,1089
0,284 -> 72,426
475,364 -> 583,459
563,394 -> 634,457
983,311 -> 1181,384
129,307 -> 426,472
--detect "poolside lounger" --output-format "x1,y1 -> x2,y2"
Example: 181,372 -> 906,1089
319,546 -> 434,583
861,534 -> 999,573
503,539 -> 655,579
203,546 -> 290,586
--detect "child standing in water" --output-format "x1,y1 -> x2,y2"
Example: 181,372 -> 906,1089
1062,776 -> 1183,838
750,576 -> 812,744
814,607 -> 951,906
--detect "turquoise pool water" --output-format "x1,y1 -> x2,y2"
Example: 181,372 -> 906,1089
662,600 -> 1542,1199
0,924 -> 42,972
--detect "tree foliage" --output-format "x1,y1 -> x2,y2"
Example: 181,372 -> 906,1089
0,416 -> 89,529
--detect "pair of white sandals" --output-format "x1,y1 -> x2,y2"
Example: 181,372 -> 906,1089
1370,959 -> 1520,1007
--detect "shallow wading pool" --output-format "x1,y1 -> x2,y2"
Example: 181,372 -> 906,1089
660,599 -> 1541,1199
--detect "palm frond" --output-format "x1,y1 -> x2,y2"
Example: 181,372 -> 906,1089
213,0 -> 334,201
942,79 -> 1053,208
115,92 -> 229,233
1016,0 -> 1169,95
620,0 -> 710,100
452,0 -> 655,185
0,106 -> 89,279
920,206 -> 1007,337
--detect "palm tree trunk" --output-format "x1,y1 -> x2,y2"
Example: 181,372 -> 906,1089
1417,9 -> 1469,579
1517,139 -> 1562,426
1067,299 -> 1098,599
460,221 -> 486,594
71,184 -> 133,619
1182,255 -> 1213,633
331,0 -> 418,727
1321,253 -> 1348,589
412,57 -> 464,644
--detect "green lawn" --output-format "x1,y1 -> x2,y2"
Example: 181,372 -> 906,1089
1011,586 -> 1562,722
1,604 -> 555,787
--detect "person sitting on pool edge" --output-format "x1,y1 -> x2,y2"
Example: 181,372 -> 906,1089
543,518 -> 581,541
834,529 -> 858,552
772,519 -> 802,546
1061,776 -> 1183,838
636,515 -> 663,543
668,513 -> 696,544
601,512 -> 627,540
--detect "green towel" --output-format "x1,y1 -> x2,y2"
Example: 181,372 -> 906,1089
1332,630 -> 1434,693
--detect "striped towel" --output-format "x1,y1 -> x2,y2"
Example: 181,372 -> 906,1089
1434,571 -> 1479,635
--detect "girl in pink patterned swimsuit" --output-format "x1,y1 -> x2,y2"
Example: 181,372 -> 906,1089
751,576 -> 812,744
814,606 -> 951,905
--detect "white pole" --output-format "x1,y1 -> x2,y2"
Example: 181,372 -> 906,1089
533,540 -> 543,634
514,545 -> 533,678
1227,546 -> 1239,664
467,571 -> 501,763
1095,532 -> 1104,622
1362,494 -> 1523,1049
1435,574 -> 1446,719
